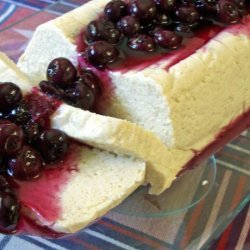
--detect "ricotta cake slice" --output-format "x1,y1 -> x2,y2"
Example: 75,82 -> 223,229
2,52 -> 184,195
0,52 -> 146,235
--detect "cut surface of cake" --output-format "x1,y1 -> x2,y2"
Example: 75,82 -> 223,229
18,0 -> 250,190
0,52 -> 146,236
3,52 -> 182,195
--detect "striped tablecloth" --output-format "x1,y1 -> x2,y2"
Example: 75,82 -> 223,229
0,1 -> 249,249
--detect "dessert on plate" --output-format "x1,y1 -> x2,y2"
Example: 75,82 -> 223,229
18,0 -> 250,171
0,0 -> 249,237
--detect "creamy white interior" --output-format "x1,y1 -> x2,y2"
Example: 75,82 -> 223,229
18,24 -> 78,84
18,0 -> 109,83
0,52 -> 32,93
53,147 -> 145,233
51,104 -> 183,195
103,71 -> 174,146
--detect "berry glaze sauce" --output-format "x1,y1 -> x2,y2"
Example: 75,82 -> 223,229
15,143 -> 81,238
6,89 -> 82,238
78,14 -> 250,72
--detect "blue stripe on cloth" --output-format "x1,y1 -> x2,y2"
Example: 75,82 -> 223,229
51,230 -> 126,250
89,221 -> 160,250
0,236 -> 11,249
49,237 -> 93,250
19,236 -> 60,250
0,2 -> 16,24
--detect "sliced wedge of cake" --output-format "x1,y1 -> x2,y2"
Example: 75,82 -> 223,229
0,52 -> 145,235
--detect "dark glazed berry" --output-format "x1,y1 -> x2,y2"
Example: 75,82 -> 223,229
0,176 -> 13,194
47,58 -> 77,88
128,34 -> 155,52
39,80 -> 67,100
118,16 -> 140,36
217,0 -> 241,24
153,29 -> 182,49
0,176 -> 10,191
23,121 -> 40,144
154,13 -> 172,27
234,0 -> 246,15
176,4 -> 201,24
67,81 -> 95,110
0,122 -> 24,156
0,192 -> 20,233
8,102 -> 31,125
86,20 -> 121,44
77,70 -> 101,98
0,83 -> 22,113
140,22 -> 156,35
86,41 -> 119,68
37,129 -> 69,163
194,0 -> 218,14
154,0 -> 177,11
129,0 -> 157,20
175,23 -> 194,37
104,0 -> 127,21
7,145 -> 43,181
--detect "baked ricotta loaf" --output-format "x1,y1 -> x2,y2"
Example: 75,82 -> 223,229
3,52 -> 187,195
17,0 -> 250,193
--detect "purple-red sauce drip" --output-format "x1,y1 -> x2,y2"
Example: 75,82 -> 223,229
15,142 -> 81,238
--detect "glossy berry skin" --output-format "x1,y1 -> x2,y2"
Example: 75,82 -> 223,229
86,41 -> 119,68
234,0 -> 246,15
176,4 -> 201,24
153,29 -> 183,49
37,129 -> 69,163
67,81 -> 95,110
154,13 -> 172,27
77,70 -> 101,98
129,0 -> 157,20
47,58 -> 77,89
128,34 -> 155,52
23,121 -> 40,144
0,176 -> 13,194
0,83 -> 22,113
175,23 -> 194,37
118,16 -> 140,36
154,0 -> 177,12
7,145 -> 43,181
194,0 -> 218,14
0,121 -> 24,156
217,0 -> 241,24
140,22 -> 156,35
104,0 -> 127,21
39,80 -> 67,100
8,102 -> 31,125
86,20 -> 121,44
0,176 -> 10,191
0,192 -> 20,233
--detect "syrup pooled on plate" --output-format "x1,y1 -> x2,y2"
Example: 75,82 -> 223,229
0,82 -> 82,236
